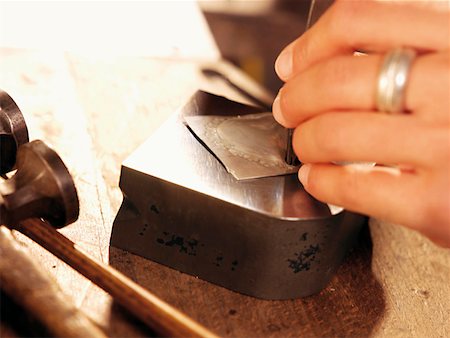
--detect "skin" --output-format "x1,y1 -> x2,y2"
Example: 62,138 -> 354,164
272,0 -> 450,247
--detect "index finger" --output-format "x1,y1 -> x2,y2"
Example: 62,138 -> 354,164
275,0 -> 449,81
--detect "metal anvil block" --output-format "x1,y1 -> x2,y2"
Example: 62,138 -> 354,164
111,91 -> 365,300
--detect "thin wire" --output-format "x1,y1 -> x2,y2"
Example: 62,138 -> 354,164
306,0 -> 316,30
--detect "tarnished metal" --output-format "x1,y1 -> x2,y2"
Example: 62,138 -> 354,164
0,140 -> 79,228
0,90 -> 78,228
0,89 -> 29,174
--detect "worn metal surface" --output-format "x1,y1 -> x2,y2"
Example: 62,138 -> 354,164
0,89 -> 29,174
0,140 -> 79,228
112,91 -> 366,299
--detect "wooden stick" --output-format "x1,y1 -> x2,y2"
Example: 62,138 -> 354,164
13,219 -> 219,338
0,226 -> 107,338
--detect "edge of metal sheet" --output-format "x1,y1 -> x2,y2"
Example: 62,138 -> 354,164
111,91 -> 366,300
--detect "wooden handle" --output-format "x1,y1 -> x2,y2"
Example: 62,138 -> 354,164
14,219 -> 218,338
0,226 -> 106,338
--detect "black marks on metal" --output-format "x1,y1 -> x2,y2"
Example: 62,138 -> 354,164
287,244 -> 320,273
155,231 -> 198,256
212,255 -> 239,271
149,204 -> 160,214
215,255 -> 223,267
139,223 -> 149,236
165,236 -> 187,253
187,239 -> 199,253
281,231 -> 326,250
156,231 -> 170,245
228,309 -> 237,316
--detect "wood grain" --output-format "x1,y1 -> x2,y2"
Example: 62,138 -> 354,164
0,226 -> 106,338
14,218 -> 218,338
0,47 -> 449,337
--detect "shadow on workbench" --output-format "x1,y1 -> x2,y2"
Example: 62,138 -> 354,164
0,290 -> 52,338
107,224 -> 385,338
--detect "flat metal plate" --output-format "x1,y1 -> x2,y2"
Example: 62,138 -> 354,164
185,113 -> 299,180
111,91 -> 366,299
122,91 -> 334,220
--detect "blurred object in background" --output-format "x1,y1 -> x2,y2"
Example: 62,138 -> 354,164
0,1 -> 219,60
200,0 -> 333,94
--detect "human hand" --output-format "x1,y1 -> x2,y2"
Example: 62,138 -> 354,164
272,1 -> 450,247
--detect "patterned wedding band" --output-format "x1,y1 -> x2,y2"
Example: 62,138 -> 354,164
376,47 -> 417,114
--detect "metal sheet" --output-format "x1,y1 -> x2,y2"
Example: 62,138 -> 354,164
185,113 -> 299,180
111,91 -> 365,299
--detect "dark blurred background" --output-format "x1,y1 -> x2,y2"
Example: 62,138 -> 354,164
199,0 -> 333,94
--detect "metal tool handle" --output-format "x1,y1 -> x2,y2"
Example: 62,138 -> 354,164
13,218 -> 218,338
0,226 -> 106,338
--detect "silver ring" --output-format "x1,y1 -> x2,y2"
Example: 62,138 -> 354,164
376,47 -> 417,114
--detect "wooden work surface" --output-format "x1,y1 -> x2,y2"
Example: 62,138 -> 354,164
0,47 -> 449,338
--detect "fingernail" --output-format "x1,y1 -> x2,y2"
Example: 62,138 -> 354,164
275,49 -> 293,80
298,164 -> 311,187
272,94 -> 287,126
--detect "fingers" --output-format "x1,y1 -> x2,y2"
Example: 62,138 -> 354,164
406,52 -> 450,123
273,52 -> 449,128
298,163 -> 423,230
298,162 -> 450,246
275,0 -> 449,80
293,113 -> 447,167
272,0 -> 450,247
273,54 -> 381,128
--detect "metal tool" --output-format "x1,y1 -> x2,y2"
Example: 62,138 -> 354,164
1,97 -> 103,336
0,90 -> 77,227
201,67 -> 272,110
0,140 -> 79,227
0,89 -> 29,174
0,92 -> 218,338
285,0 -> 317,165
112,90 -> 366,300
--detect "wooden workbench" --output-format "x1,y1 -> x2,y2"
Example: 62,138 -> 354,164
0,46 -> 449,337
